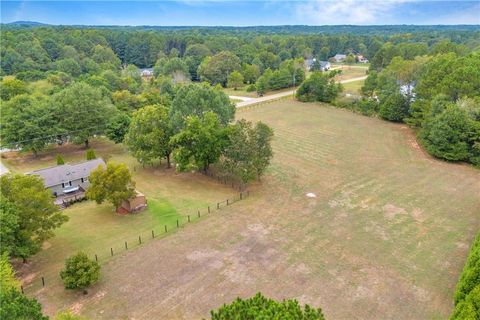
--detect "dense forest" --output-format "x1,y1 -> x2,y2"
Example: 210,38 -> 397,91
1,25 -> 479,165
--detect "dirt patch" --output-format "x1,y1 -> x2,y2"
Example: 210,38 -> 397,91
383,204 -> 408,220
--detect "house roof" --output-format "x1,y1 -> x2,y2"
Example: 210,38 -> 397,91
334,54 -> 347,59
29,158 -> 106,188
319,61 -> 330,68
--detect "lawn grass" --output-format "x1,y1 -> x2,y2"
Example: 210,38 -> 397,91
342,79 -> 365,95
333,65 -> 367,81
15,102 -> 480,319
8,138 -> 237,309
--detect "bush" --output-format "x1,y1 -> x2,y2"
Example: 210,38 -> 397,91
210,292 -> 326,320
296,71 -> 341,103
378,93 -> 409,122
60,252 -> 100,294
0,288 -> 48,320
246,84 -> 256,92
450,285 -> 480,320
454,233 -> 480,305
86,149 -> 96,160
56,154 -> 65,165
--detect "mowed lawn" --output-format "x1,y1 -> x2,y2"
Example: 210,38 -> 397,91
333,65 -> 367,81
342,79 -> 364,95
5,139 -> 236,314
15,102 -> 480,319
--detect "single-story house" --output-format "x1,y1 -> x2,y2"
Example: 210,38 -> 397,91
29,159 -> 106,200
319,61 -> 331,71
333,54 -> 347,62
304,57 -> 316,71
116,191 -> 147,214
140,68 -> 154,80
357,55 -> 369,63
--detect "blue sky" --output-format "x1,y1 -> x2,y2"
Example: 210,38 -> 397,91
1,1 -> 479,26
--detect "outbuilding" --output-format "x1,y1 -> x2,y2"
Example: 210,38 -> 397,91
116,191 -> 147,214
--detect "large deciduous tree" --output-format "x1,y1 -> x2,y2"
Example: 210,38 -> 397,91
0,174 -> 68,261
222,120 -> 274,183
172,112 -> 228,172
86,162 -> 136,210
296,71 -> 342,103
124,105 -> 173,167
169,83 -> 235,133
53,82 -> 114,148
1,94 -> 57,155
198,51 -> 241,86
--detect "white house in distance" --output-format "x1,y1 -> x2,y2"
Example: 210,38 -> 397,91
29,158 -> 106,204
305,58 -> 331,71
139,68 -> 154,80
332,54 -> 347,62
357,55 -> 369,63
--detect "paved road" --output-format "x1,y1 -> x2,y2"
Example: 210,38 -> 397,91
0,161 -> 9,176
232,75 -> 368,108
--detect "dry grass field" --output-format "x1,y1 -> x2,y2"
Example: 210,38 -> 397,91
13,100 -> 480,319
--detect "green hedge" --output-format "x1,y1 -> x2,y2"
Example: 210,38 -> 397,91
450,233 -> 480,319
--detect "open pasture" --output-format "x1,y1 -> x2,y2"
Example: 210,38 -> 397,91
18,101 -> 480,319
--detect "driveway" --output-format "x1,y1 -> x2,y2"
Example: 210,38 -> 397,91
232,75 -> 368,108
0,161 -> 10,176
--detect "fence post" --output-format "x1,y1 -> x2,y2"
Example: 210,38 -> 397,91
197,211 -> 200,218
125,241 -> 128,250
227,199 -> 229,205
240,192 -> 243,200
188,215 -> 190,222
165,225 -> 167,233
95,254 -> 98,262
41,277 -> 45,287
152,230 -> 155,238
217,202 -> 219,209
111,248 -> 113,256
176,220 -> 179,228
21,285 -> 24,294
208,206 -> 210,213
139,236 -> 142,244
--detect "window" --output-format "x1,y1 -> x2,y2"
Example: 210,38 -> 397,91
62,182 -> 65,188
81,178 -> 84,183
69,181 -> 72,186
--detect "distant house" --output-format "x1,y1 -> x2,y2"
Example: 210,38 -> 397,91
333,54 -> 347,62
357,55 -> 369,63
140,68 -> 154,80
319,61 -> 331,71
29,159 -> 106,204
305,58 -> 331,71
304,57 -> 316,71
116,191 -> 147,214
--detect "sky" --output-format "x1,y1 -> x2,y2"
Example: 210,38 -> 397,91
1,0 -> 479,26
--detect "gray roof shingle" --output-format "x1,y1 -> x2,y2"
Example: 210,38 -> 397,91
29,158 -> 106,187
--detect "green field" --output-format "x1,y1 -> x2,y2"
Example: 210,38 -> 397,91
14,100 -> 480,319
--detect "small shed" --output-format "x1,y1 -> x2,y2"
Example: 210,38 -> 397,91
117,191 -> 147,214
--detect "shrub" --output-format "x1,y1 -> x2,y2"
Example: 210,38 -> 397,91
60,252 -> 100,294
454,233 -> 480,305
0,287 -> 48,320
56,154 -> 65,165
210,292 -> 326,320
246,84 -> 256,92
378,93 -> 409,122
86,149 -> 96,160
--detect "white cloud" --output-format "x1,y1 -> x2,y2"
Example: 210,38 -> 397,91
295,0 -> 410,25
